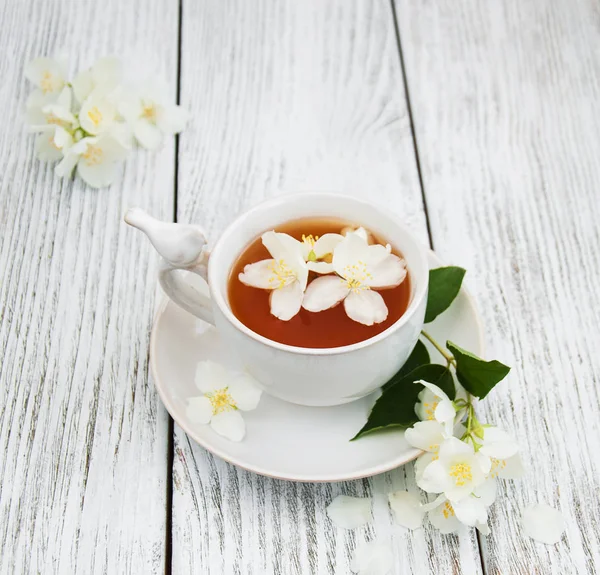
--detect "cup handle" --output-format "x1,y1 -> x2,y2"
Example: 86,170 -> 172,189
158,257 -> 215,325
124,208 -> 215,325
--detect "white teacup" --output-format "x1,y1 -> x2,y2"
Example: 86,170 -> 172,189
125,193 -> 429,407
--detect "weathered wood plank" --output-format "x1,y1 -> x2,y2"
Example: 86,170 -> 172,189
0,0 -> 178,572
174,0 -> 482,573
395,0 -> 600,572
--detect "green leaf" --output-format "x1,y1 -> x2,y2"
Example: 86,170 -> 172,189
446,341 -> 511,399
425,266 -> 466,323
382,340 -> 430,391
352,364 -> 455,440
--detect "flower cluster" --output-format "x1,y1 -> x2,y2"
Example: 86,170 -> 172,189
238,227 -> 407,325
186,360 -> 263,442
325,379 -> 564,574
24,56 -> 188,188
405,380 -> 523,534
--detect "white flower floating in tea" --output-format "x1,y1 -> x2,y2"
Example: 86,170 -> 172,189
186,360 -> 262,442
24,56 -> 188,188
303,229 -> 406,326
238,231 -> 310,321
238,226 -> 407,326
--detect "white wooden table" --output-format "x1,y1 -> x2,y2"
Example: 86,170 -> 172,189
1,0 -> 599,573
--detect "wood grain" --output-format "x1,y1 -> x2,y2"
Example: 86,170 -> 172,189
395,0 -> 600,572
0,0 -> 178,572
174,0 -> 483,573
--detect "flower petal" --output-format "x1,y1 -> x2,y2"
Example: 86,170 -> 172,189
428,500 -> 463,534
77,159 -> 118,188
417,459 -> 447,494
35,131 -> 63,162
363,243 -> 392,268
134,118 -> 164,149
186,396 -> 213,425
344,290 -> 388,326
238,259 -> 278,289
24,57 -> 66,93
414,452 -> 437,483
157,104 -> 189,134
55,149 -> 79,178
262,231 -> 308,289
366,255 -> 407,289
417,380 -> 451,404
437,436 -> 474,463
404,420 -> 445,452
475,478 -> 497,506
350,541 -> 393,575
480,426 -> 520,460
306,261 -> 334,274
522,503 -> 565,545
388,491 -> 424,529
333,232 -> 369,276
210,410 -> 246,441
195,360 -> 230,393
326,495 -> 372,529
497,453 -> 525,479
476,522 -> 490,536
312,233 -> 344,258
72,69 -> 94,103
228,372 -> 262,411
302,275 -> 349,312
452,495 -> 488,527
269,281 -> 304,321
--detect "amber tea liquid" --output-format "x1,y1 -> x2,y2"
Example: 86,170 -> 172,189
227,218 -> 411,348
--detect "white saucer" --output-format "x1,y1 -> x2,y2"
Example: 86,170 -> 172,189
150,251 -> 484,482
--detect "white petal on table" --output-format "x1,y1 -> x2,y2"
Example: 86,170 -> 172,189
344,290 -> 388,326
238,259 -> 277,289
302,275 -> 349,312
269,281 -> 304,321
522,503 -> 565,544
350,541 -> 394,575
228,373 -> 262,411
186,396 -> 213,425
210,411 -> 246,442
365,254 -> 407,289
326,495 -> 372,529
388,490 -> 424,529
194,360 -> 230,393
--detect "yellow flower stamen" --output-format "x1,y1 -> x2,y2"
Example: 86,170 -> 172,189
301,234 -> 319,246
142,103 -> 156,121
449,462 -> 473,486
87,106 -> 103,127
268,259 -> 296,289
341,260 -> 373,293
82,145 -> 103,166
424,400 -> 439,420
45,113 -> 64,127
205,387 -> 237,415
489,457 -> 507,478
40,71 -> 54,93
442,501 -> 455,519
